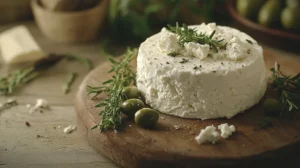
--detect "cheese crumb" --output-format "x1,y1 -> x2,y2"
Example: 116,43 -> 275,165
218,123 -> 236,139
184,43 -> 210,59
26,104 -> 31,108
173,125 -> 180,130
34,99 -> 48,109
195,125 -> 220,144
30,99 -> 49,113
7,99 -> 16,103
63,125 -> 76,134
157,33 -> 181,53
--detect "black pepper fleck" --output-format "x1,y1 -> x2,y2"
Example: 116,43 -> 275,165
247,49 -> 251,54
246,39 -> 253,44
179,58 -> 189,64
25,121 -> 31,127
166,62 -> 169,64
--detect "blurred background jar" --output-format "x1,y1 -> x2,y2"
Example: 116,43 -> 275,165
31,0 -> 109,43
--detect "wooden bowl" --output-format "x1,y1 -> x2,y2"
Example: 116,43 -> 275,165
227,0 -> 300,52
31,0 -> 108,43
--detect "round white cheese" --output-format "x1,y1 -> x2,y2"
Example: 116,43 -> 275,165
137,23 -> 267,119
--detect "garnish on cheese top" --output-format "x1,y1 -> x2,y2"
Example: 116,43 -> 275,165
157,23 -> 255,61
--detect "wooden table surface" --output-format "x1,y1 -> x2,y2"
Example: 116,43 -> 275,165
0,21 -> 299,168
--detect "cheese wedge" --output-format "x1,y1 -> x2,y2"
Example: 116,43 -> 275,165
0,25 -> 46,64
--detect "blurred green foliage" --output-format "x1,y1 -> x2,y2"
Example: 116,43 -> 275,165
107,0 -> 229,43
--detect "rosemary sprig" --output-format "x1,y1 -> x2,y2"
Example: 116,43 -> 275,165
0,67 -> 37,95
63,72 -> 78,94
64,54 -> 93,70
87,48 -> 137,132
0,54 -> 62,95
167,23 -> 226,52
0,53 -> 92,95
269,62 -> 300,116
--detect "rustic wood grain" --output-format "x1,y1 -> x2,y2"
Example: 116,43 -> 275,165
75,49 -> 300,168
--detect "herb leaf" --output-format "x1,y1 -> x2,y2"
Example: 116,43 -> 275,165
0,67 -> 38,95
86,48 -> 137,132
64,54 -> 93,70
269,62 -> 300,116
63,72 -> 78,94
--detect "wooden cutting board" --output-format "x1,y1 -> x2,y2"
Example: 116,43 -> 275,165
75,49 -> 300,168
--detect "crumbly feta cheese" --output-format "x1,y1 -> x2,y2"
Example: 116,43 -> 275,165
0,25 -> 46,64
63,125 -> 76,134
30,99 -> 49,113
218,123 -> 236,139
173,125 -> 180,130
137,23 -> 267,119
184,43 -> 210,59
34,99 -> 49,109
7,99 -> 16,103
161,27 -> 168,32
157,33 -> 181,53
226,37 -> 250,61
26,104 -> 31,109
195,125 -> 221,144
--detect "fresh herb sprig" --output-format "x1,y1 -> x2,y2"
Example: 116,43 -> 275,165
0,67 -> 38,95
0,54 -> 92,95
64,55 -> 93,70
269,63 -> 300,116
87,48 -> 137,132
167,23 -> 226,52
63,72 -> 78,94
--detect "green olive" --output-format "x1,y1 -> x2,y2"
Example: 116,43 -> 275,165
134,108 -> 159,129
122,86 -> 141,99
236,0 -> 265,19
281,7 -> 300,30
263,98 -> 281,116
258,0 -> 282,27
286,0 -> 300,8
121,99 -> 145,118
